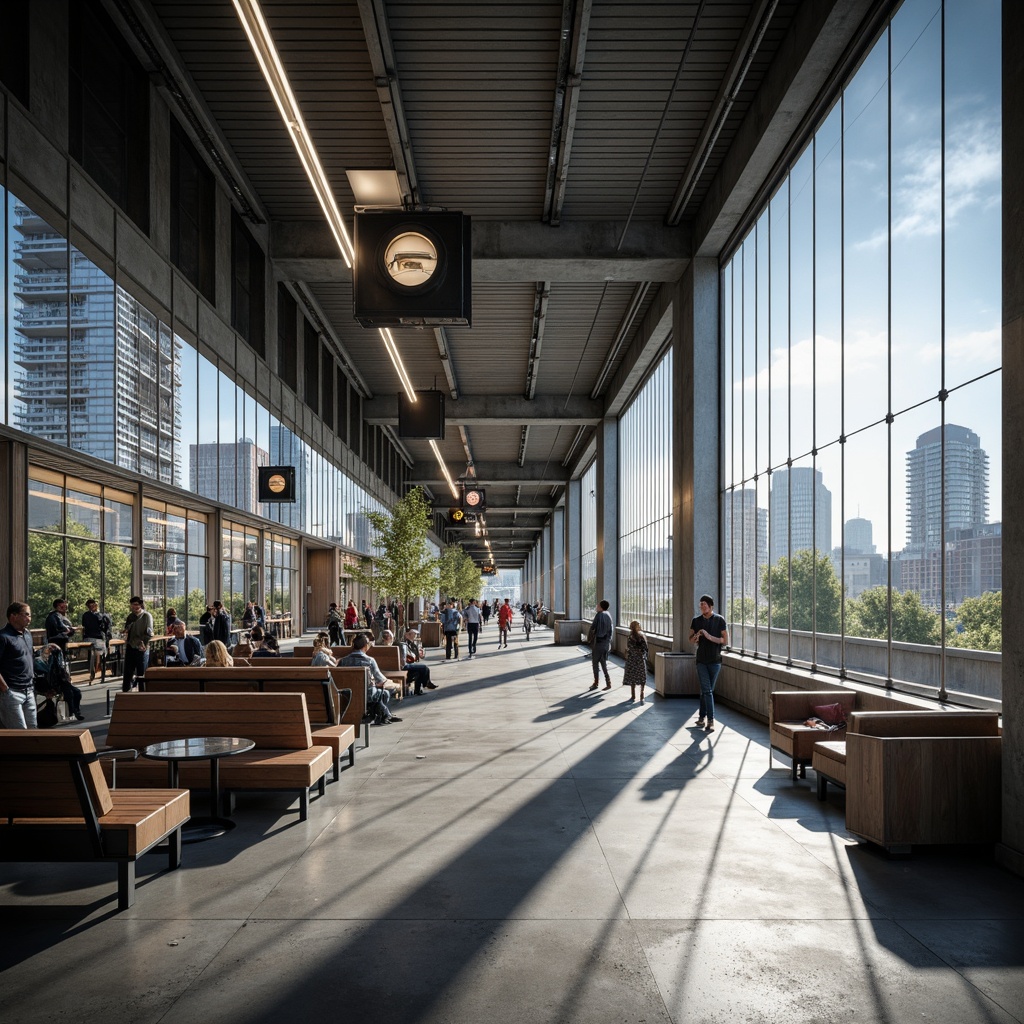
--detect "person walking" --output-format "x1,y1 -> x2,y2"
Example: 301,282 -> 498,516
497,598 -> 513,648
623,620 -> 649,702
522,602 -> 534,640
122,595 -> 153,692
464,598 -> 482,658
689,595 -> 729,733
327,602 -> 343,646
441,601 -> 462,660
587,600 -> 614,691
481,600 -> 491,628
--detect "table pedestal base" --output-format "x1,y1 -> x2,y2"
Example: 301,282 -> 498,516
182,816 -> 237,843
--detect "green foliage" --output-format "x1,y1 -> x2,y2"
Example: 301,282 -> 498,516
347,487 -> 438,625
761,549 -> 842,633
845,586 -> 940,645
28,522 -> 133,629
947,591 -> 1001,652
437,543 -> 482,603
728,596 -> 762,626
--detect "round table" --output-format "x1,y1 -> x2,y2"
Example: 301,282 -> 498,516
143,736 -> 255,842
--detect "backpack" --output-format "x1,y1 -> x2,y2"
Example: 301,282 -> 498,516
99,613 -> 113,641
47,649 -> 72,693
37,698 -> 59,728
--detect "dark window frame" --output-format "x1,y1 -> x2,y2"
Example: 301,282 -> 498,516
231,210 -> 265,357
170,120 -> 216,301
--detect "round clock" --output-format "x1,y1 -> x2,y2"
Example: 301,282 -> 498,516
267,473 -> 287,494
384,231 -> 438,287
464,488 -> 483,508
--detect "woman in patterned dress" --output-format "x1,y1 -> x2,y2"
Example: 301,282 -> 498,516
623,620 -> 649,702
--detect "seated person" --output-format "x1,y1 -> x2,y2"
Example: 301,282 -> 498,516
165,621 -> 204,665
310,631 -> 337,667
385,628 -> 437,696
251,633 -> 281,658
204,640 -> 234,667
34,645 -> 84,721
337,633 -> 401,724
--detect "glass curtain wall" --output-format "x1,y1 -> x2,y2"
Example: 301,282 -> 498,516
4,188 -> 390,562
142,501 -> 208,628
263,533 -> 299,631
222,520 -> 261,622
579,461 -> 597,615
618,349 -> 673,633
27,469 -> 135,630
721,0 -> 1001,702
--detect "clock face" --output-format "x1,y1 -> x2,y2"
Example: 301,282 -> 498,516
465,489 -> 482,507
268,473 -> 287,494
384,232 -> 438,287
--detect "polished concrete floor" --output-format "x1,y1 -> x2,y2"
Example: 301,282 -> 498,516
3,625 -> 1024,1024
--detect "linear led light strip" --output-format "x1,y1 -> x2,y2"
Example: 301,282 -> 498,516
429,439 -> 459,499
231,0 -> 420,406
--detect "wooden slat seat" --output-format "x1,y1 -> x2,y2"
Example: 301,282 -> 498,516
105,692 -> 332,821
0,729 -> 189,910
143,665 -> 368,767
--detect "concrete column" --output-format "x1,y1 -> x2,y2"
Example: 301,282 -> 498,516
673,258 -> 720,649
0,441 -> 29,602
998,0 -> 1024,877
595,416 -> 618,615
566,478 -> 581,618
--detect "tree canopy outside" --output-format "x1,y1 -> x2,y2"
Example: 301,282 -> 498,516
438,543 -> 483,603
845,586 -> 940,645
947,591 -> 1001,652
347,487 -> 438,626
761,549 -> 842,634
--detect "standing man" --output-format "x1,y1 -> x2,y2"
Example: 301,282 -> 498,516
0,602 -> 43,728
463,598 -> 482,658
81,598 -> 109,683
689,595 -> 729,733
122,595 -> 154,692
497,598 -> 514,648
212,600 -> 232,645
441,601 -> 462,660
45,597 -> 76,655
588,600 -> 615,690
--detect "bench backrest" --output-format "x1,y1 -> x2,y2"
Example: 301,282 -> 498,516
0,728 -> 112,818
769,690 -> 857,724
292,645 -> 403,671
143,665 -> 368,733
143,671 -> 336,723
848,709 -> 1000,737
106,692 -> 313,749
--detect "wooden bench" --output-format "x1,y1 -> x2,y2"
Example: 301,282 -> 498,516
0,729 -> 190,910
769,689 -> 858,780
105,692 -> 333,821
142,666 -> 362,778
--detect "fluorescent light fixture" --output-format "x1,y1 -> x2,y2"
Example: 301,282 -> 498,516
379,328 -> 417,402
346,169 -> 403,207
232,0 -> 419,403
231,0 -> 354,267
429,439 -> 459,499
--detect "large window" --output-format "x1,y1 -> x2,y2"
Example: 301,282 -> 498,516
222,520 -> 261,622
579,461 -> 597,615
618,350 -> 673,633
28,469 -> 135,632
721,0 -> 1001,702
231,211 -> 265,357
143,502 -> 208,629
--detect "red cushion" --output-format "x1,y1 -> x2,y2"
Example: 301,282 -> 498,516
812,702 -> 846,726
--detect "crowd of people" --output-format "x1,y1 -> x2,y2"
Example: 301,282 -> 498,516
0,588 -> 726,733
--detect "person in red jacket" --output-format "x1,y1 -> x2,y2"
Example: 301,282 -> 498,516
497,599 -> 514,649
344,600 -> 359,629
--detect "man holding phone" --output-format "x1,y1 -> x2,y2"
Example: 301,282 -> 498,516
689,595 -> 729,734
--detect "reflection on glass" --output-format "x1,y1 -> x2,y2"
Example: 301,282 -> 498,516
10,197 -> 69,447
29,478 -> 63,532
176,336 -> 198,490
69,247 -> 116,462
194,354 -> 219,502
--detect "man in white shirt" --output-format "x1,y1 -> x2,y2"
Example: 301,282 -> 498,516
463,598 -> 483,658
